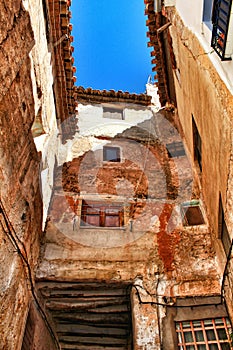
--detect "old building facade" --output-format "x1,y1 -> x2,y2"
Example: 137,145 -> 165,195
1,0 -> 233,349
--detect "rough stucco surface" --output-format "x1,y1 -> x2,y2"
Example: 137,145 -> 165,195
166,7 -> 233,233
0,4 -> 39,347
37,104 -> 221,348
0,2 -> 230,348
0,1 -> 57,348
166,6 -> 233,320
24,0 -> 59,229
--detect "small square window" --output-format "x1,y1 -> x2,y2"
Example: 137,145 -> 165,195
181,201 -> 205,226
103,106 -> 124,120
166,141 -> 186,158
103,146 -> 121,162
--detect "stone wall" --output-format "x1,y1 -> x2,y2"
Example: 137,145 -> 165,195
0,1 -> 58,348
23,0 -> 59,229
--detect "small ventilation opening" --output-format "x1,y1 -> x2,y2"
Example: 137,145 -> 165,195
181,201 -> 205,226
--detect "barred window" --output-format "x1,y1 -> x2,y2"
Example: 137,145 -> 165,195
211,0 -> 233,60
176,318 -> 232,349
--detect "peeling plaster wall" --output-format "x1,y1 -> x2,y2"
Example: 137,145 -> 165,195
131,281 -> 161,350
58,103 -> 156,164
37,102 -> 221,348
167,7 -> 233,237
23,0 -> 59,228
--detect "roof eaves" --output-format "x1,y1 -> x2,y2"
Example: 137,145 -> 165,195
47,0 -> 77,123
74,86 -> 152,106
144,0 -> 170,106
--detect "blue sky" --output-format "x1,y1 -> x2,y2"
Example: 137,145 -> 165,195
70,0 -> 153,93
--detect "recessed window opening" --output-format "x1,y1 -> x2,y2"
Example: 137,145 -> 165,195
103,106 -> 124,120
81,201 -> 124,227
218,195 -> 231,256
176,317 -> 232,349
103,146 -> 121,162
181,201 -> 205,226
203,0 -> 214,29
166,141 -> 186,158
192,116 -> 202,172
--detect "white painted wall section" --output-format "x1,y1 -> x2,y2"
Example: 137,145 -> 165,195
173,0 -> 233,94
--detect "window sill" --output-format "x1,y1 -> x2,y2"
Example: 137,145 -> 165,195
79,226 -> 126,231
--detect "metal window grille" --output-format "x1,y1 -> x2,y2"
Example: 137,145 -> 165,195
211,0 -> 232,60
176,318 -> 232,349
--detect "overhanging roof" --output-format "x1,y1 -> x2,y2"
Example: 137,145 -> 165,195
74,86 -> 152,105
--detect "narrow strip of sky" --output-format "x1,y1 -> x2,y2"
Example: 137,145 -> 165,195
71,0 -> 153,94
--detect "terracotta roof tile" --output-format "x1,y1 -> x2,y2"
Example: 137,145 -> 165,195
47,0 -> 76,123
144,0 -> 170,106
74,86 -> 151,106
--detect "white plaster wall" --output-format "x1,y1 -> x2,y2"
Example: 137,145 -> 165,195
58,103 -> 155,165
78,104 -> 153,136
174,0 -> 233,94
23,0 -> 59,229
164,0 -> 176,6
146,84 -> 161,108
175,0 -> 203,32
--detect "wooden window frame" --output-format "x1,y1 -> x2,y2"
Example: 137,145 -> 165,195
80,200 -> 124,228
